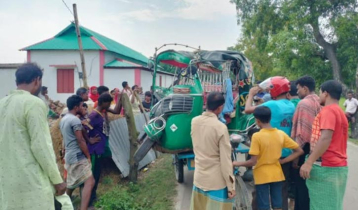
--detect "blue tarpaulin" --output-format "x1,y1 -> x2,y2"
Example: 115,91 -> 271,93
219,79 -> 234,123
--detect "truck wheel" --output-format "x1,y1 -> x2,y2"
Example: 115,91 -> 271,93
233,175 -> 252,210
174,156 -> 184,183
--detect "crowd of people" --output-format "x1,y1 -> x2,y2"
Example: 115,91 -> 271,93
191,76 -> 349,210
0,63 -> 156,210
0,62 -> 351,210
58,80 -> 155,209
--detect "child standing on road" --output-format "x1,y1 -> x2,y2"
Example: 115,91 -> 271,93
234,106 -> 303,210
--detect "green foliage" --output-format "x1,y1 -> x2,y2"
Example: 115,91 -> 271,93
335,13 -> 358,88
95,187 -> 144,210
95,155 -> 177,210
102,177 -> 114,185
230,0 -> 358,86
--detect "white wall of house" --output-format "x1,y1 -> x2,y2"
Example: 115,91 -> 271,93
104,51 -> 117,64
31,50 -> 100,102
104,68 -> 135,90
162,74 -> 174,87
29,50 -> 173,102
0,68 -> 17,98
140,70 -> 152,92
156,73 -> 173,88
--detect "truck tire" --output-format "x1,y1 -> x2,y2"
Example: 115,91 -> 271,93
174,155 -> 184,183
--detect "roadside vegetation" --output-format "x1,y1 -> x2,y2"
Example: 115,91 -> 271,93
95,154 -> 177,210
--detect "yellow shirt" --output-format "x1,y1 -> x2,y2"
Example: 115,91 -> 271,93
191,112 -> 235,191
249,128 -> 299,185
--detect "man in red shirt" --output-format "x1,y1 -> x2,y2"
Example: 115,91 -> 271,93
300,80 -> 348,210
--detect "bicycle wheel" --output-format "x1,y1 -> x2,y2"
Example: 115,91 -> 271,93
233,175 -> 252,210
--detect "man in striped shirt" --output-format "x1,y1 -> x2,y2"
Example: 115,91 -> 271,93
291,76 -> 321,210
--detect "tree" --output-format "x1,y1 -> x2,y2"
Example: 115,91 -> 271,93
230,0 -> 358,87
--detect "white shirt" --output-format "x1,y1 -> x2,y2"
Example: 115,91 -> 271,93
344,98 -> 358,114
130,95 -> 141,114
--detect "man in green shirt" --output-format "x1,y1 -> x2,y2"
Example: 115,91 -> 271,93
0,63 -> 70,210
289,80 -> 301,108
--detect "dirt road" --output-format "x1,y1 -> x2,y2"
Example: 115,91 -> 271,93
175,142 -> 358,210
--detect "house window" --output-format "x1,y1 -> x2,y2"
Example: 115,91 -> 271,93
57,69 -> 74,93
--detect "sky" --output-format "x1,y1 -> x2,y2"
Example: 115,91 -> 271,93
0,0 -> 241,63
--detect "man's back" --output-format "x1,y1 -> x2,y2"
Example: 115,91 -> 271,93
262,99 -> 295,135
0,90 -> 62,210
0,90 -> 48,165
191,112 -> 233,191
311,104 -> 348,167
262,99 -> 295,157
250,128 -> 299,185
60,113 -> 86,164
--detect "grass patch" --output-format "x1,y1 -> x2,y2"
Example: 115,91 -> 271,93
339,98 -> 345,110
101,176 -> 114,185
349,138 -> 358,145
95,154 -> 177,210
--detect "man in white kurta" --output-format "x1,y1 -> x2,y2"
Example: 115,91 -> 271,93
0,63 -> 70,210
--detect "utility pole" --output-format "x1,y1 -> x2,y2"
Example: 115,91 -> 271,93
73,4 -> 88,89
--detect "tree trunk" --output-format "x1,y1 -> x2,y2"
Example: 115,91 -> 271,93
122,94 -> 139,182
351,63 -> 358,139
311,21 -> 348,91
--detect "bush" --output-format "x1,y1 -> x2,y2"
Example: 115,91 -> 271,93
95,155 -> 177,210
95,187 -> 143,210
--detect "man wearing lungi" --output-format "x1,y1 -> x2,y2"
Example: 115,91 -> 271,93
190,92 -> 236,210
291,76 -> 321,210
300,80 -> 348,210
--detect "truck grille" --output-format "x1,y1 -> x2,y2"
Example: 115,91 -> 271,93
151,95 -> 194,117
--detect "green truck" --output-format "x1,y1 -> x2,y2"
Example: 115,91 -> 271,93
134,45 -> 256,209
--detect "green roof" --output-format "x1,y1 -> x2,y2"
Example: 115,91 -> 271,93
21,23 -> 148,66
104,59 -> 138,68
104,59 -> 173,75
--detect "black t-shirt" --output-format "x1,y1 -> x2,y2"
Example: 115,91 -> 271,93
142,101 -> 151,109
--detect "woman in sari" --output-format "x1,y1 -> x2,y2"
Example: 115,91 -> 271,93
89,86 -> 99,103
